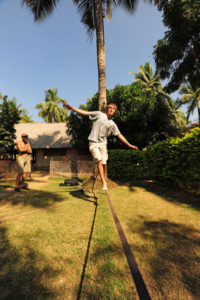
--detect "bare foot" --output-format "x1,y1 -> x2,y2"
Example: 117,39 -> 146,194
102,181 -> 108,191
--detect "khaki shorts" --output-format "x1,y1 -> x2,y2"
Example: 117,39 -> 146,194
18,155 -> 31,174
89,142 -> 108,165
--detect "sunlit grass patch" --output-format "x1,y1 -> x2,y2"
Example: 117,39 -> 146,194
108,181 -> 200,300
0,177 -> 138,299
1,177 -> 199,299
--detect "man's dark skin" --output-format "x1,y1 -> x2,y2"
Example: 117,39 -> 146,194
15,134 -> 32,189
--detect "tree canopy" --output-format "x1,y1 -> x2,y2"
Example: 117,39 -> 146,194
0,96 -> 20,158
67,82 -> 181,149
153,0 -> 200,93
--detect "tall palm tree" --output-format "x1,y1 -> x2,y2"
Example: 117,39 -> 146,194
23,0 -> 159,111
130,62 -> 174,107
35,88 -> 67,122
179,84 -> 200,124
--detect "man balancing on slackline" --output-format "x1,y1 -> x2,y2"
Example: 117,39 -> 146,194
63,103 -> 138,191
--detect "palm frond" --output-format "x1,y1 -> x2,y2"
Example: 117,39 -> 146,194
144,62 -> 152,79
137,65 -> 149,83
106,0 -> 113,20
159,90 -> 174,107
116,0 -> 139,13
74,0 -> 98,37
35,102 -> 46,109
186,99 -> 197,121
181,94 -> 194,104
22,0 -> 60,22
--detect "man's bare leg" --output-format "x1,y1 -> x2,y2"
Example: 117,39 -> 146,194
15,174 -> 21,188
97,161 -> 107,190
103,164 -> 107,179
20,173 -> 26,188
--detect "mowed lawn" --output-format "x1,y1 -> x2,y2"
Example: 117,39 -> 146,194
0,177 -> 200,300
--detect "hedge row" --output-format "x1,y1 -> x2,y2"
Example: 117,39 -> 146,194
108,127 -> 200,186
107,149 -> 146,180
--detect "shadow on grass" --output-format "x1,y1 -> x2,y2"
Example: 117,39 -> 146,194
0,226 -> 57,300
0,189 -> 65,208
80,242 -> 135,299
69,190 -> 97,205
76,196 -> 98,300
115,179 -> 200,211
0,185 -> 12,191
128,218 -> 200,299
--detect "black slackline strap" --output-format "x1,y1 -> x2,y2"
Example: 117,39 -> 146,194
105,191 -> 151,300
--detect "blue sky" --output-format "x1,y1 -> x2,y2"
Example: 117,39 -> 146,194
0,0 -> 197,122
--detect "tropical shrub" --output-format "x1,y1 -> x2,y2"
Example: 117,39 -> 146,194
108,128 -> 200,189
108,149 -> 146,180
146,127 -> 200,187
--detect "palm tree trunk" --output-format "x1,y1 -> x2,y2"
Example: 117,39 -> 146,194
93,0 -> 107,112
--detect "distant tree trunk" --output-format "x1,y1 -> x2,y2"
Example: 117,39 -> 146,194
94,0 -> 107,112
198,96 -> 200,125
52,113 -> 55,123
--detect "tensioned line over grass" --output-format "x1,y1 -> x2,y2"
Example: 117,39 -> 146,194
0,177 -> 199,299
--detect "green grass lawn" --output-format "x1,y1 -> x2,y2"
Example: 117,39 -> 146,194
0,178 -> 199,299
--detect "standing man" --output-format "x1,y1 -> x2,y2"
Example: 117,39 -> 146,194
15,133 -> 32,191
63,103 -> 138,190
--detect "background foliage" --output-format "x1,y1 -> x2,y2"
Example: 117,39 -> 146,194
0,96 -> 20,158
154,0 -> 200,92
67,82 -> 180,149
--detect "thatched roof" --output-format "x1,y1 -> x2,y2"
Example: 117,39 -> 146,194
15,123 -> 72,149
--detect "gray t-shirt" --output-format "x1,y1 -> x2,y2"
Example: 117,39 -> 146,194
88,111 -> 120,143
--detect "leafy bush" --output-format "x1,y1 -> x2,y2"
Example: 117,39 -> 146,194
145,127 -> 200,186
108,128 -> 200,188
108,149 -> 146,180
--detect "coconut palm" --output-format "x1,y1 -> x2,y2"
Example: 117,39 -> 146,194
23,0 -> 159,111
130,62 -> 174,107
19,113 -> 34,123
35,88 -> 67,122
7,98 -> 32,123
169,98 -> 187,127
179,84 -> 200,124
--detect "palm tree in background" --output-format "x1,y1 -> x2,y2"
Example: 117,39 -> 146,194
7,98 -> 34,123
23,0 -> 159,111
179,84 -> 200,124
35,88 -> 67,122
19,113 -> 34,123
130,62 -> 174,107
0,96 -> 33,123
170,98 -> 187,127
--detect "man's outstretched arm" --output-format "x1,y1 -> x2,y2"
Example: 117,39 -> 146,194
63,104 -> 89,116
117,134 -> 138,150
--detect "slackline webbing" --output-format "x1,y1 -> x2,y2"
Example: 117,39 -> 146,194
106,191 -> 151,300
